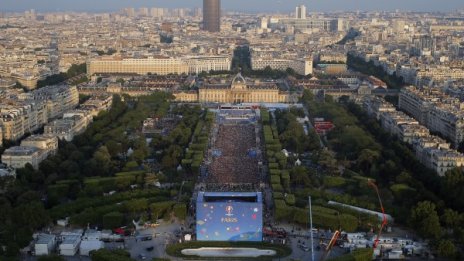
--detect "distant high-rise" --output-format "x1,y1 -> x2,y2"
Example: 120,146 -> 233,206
296,5 -> 306,19
139,7 -> 149,17
203,0 -> 221,32
194,8 -> 202,18
150,8 -> 164,18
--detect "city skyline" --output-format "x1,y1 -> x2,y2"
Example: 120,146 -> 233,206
1,0 -> 464,260
1,0 -> 464,13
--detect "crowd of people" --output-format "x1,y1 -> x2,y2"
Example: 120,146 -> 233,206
203,183 -> 259,192
207,124 -> 260,184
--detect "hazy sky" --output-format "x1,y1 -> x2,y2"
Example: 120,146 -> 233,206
1,0 -> 463,13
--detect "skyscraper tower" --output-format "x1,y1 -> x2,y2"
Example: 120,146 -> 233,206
203,0 -> 221,32
295,4 -> 307,19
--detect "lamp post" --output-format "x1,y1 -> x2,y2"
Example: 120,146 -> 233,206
309,196 -> 314,261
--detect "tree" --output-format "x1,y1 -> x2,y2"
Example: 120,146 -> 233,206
102,212 -> 124,229
105,140 -> 122,158
436,239 -> 456,259
356,149 -> 380,174
124,199 -> 148,216
441,209 -> 462,230
90,249 -> 133,261
442,168 -> 464,210
409,201 -> 442,239
93,146 -> 113,176
290,166 -> 311,187
317,150 -> 339,175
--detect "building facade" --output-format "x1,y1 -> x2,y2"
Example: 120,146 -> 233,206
251,58 -> 313,76
0,101 -> 48,142
20,134 -> 59,158
1,146 -> 45,169
24,85 -> 79,120
185,56 -> 231,74
87,56 -> 232,76
364,96 -> 464,176
295,5 -> 306,19
44,115 -> 89,142
399,86 -> 464,146
175,73 -> 297,103
87,57 -> 189,76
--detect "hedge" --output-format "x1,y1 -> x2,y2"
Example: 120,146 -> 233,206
173,204 -> 187,221
273,192 -> 284,199
70,204 -> 122,226
269,163 -> 279,169
390,183 -> 416,199
269,169 -> 280,176
267,144 -> 282,152
151,201 -> 176,220
324,176 -> 348,187
49,189 -> 169,219
272,183 -> 284,192
271,175 -> 281,185
284,194 -> 296,206
292,206 -> 358,232
313,212 -> 358,232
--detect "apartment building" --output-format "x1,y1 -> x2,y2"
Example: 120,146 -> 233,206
279,18 -> 340,32
251,58 -> 313,76
427,105 -> 464,147
0,101 -> 47,142
20,134 -> 59,158
79,95 -> 113,117
379,111 -> 419,138
1,146 -> 45,169
21,85 -> 80,120
185,56 -> 231,74
398,124 -> 430,144
418,147 -> 464,176
365,96 -> 464,176
87,56 -> 232,76
44,115 -> 89,141
363,96 -> 396,120
398,86 -> 436,125
319,53 -> 347,64
87,57 -> 189,76
399,86 -> 464,146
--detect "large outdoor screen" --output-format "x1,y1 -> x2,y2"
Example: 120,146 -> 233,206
196,192 -> 263,242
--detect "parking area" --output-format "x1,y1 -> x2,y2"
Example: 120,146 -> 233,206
22,221 -> 183,261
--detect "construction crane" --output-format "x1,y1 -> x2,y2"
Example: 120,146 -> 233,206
318,210 -> 343,261
319,229 -> 341,261
368,179 -> 388,249
319,179 -> 388,260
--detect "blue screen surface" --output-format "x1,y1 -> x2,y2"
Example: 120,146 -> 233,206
196,202 -> 263,241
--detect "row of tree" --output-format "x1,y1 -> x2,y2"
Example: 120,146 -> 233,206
0,93 -> 178,260
347,53 -> 405,89
304,90 -> 464,258
37,63 -> 87,88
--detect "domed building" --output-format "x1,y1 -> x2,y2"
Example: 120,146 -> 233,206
174,73 -> 298,103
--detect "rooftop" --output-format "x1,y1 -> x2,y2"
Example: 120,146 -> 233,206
3,146 -> 40,156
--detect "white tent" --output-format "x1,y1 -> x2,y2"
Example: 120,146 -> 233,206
79,240 -> 104,256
